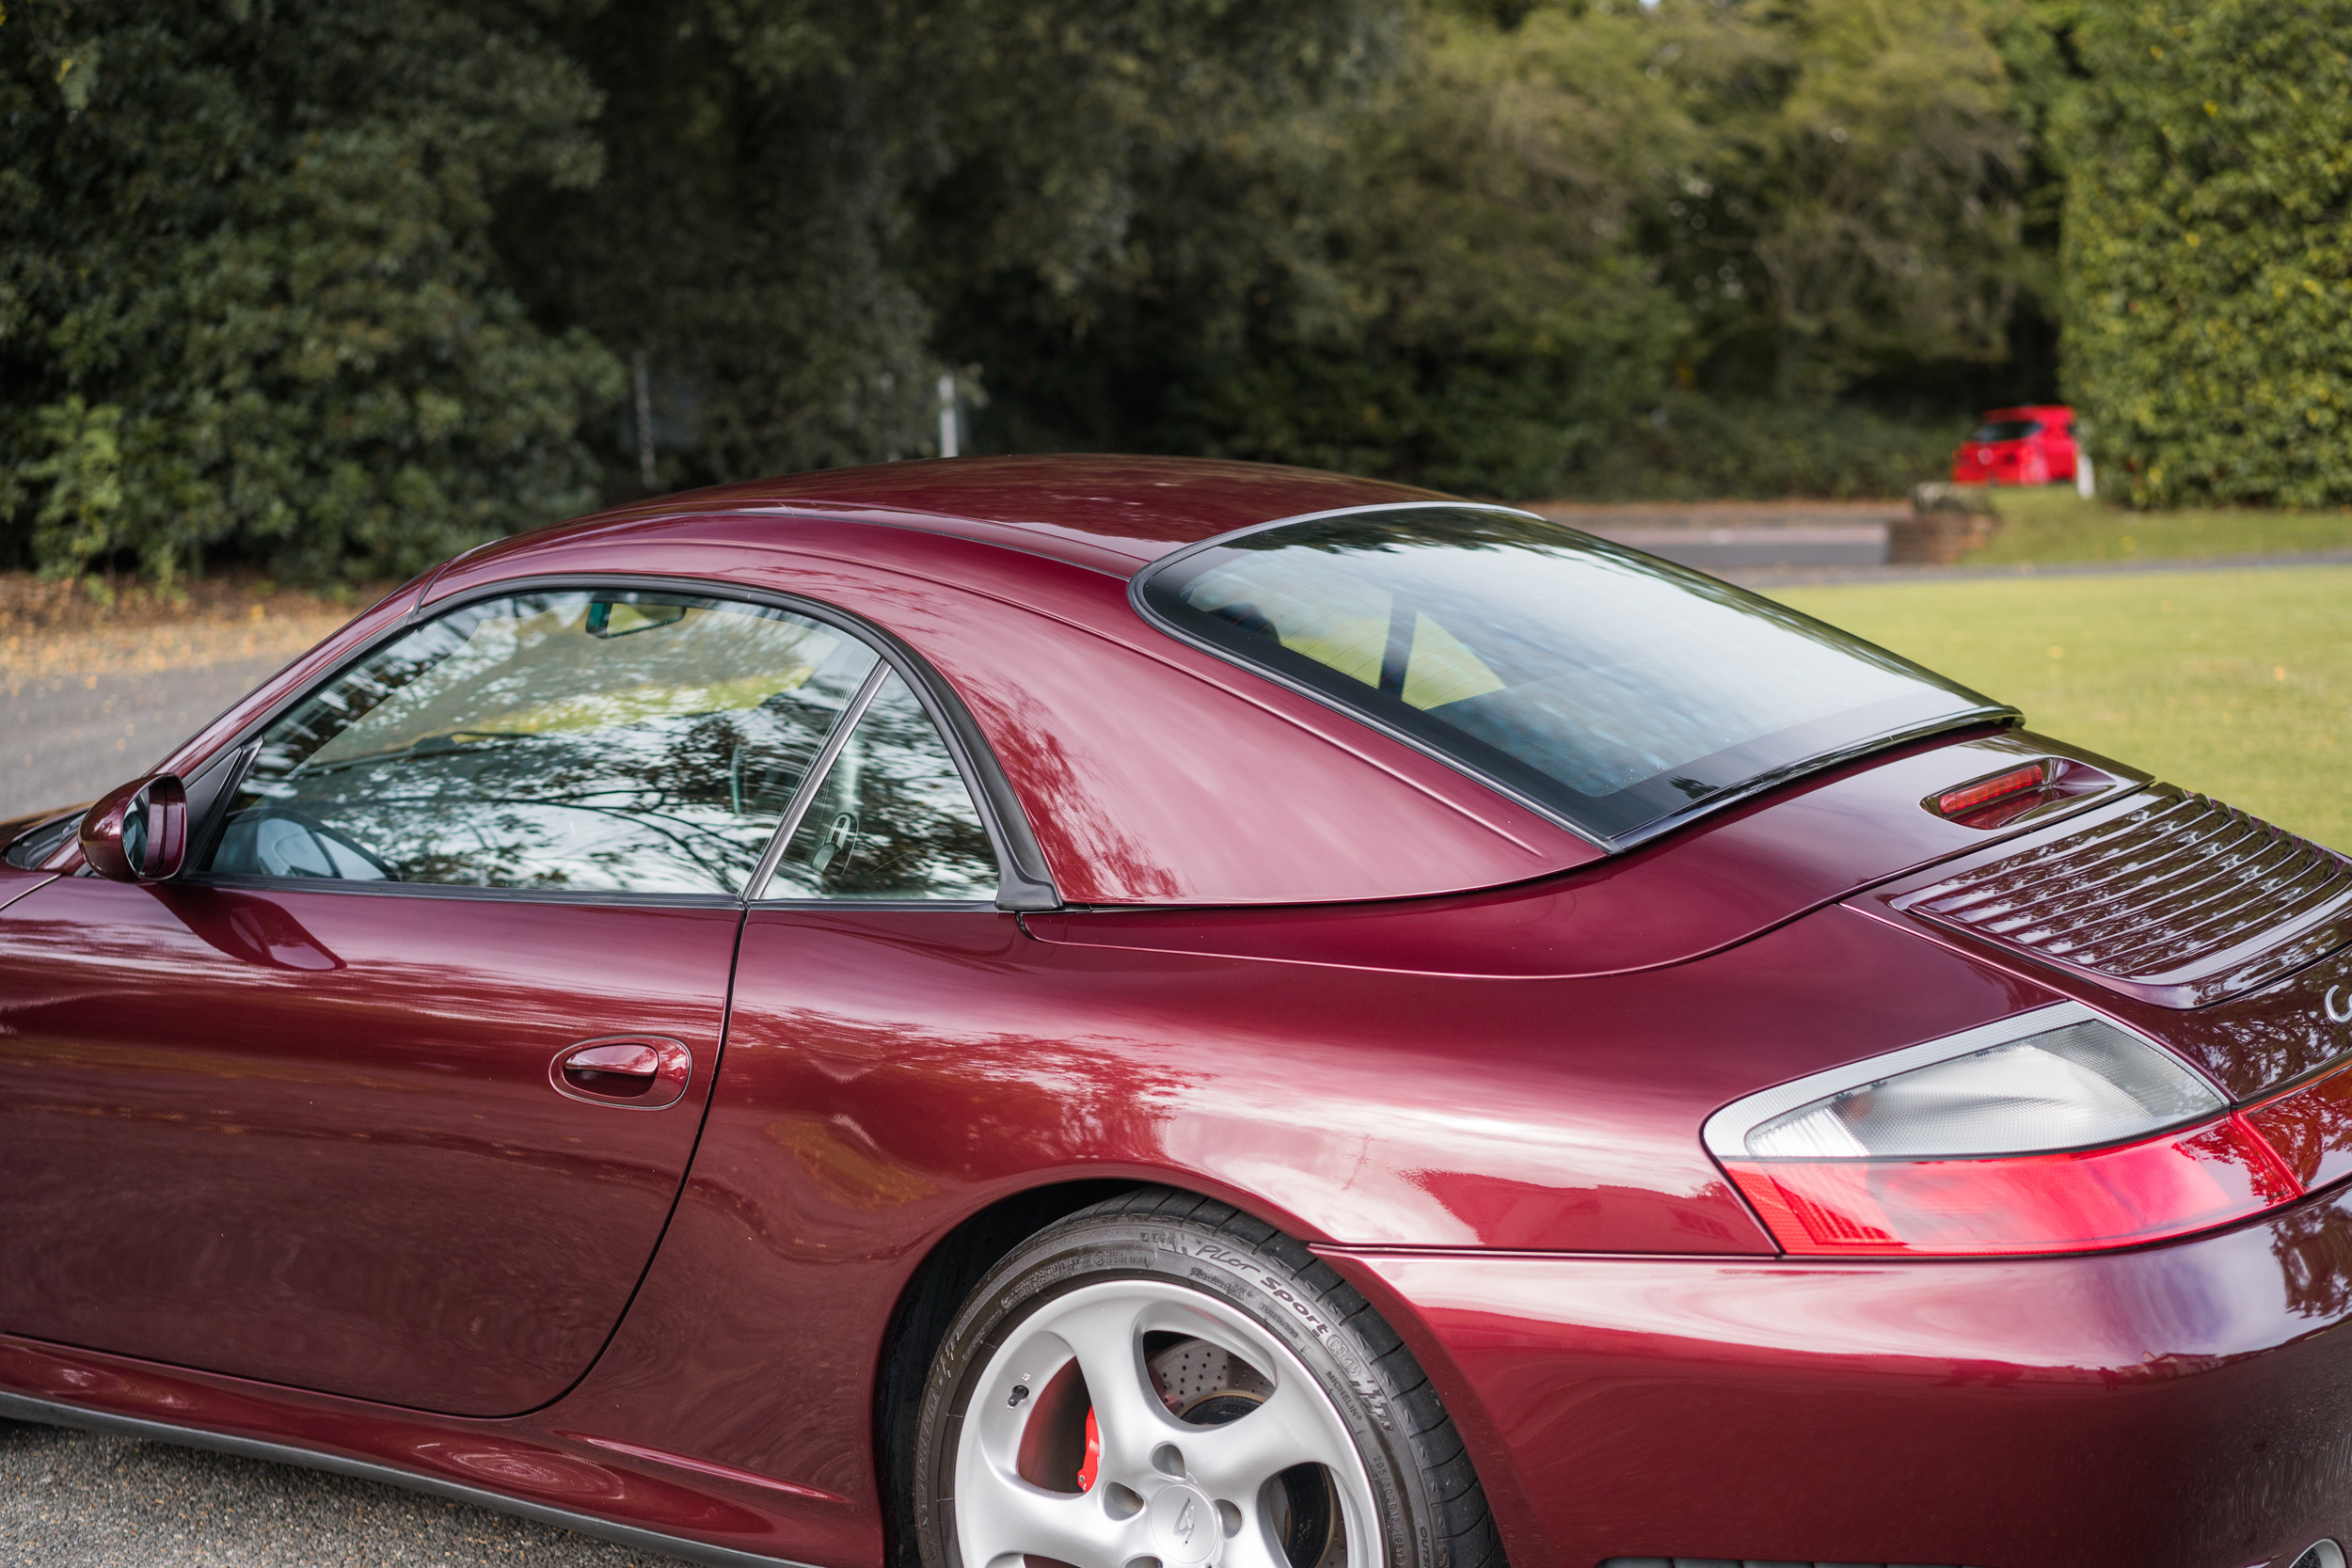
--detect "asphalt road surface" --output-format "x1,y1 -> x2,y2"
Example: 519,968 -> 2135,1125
2,657 -> 286,822
1587,521 -> 1891,567
0,1418 -> 675,1567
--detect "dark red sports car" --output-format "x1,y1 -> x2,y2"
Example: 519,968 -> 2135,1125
6,457 -> 2352,1568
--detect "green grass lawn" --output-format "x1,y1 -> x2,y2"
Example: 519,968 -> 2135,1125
1773,565 -> 2352,853
1970,486 -> 2352,566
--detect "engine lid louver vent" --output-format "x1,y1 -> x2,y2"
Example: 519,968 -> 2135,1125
1890,784 -> 2352,1008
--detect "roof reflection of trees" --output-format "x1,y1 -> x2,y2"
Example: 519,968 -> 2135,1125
4,895 -> 723,1198
961,682 -> 1184,900
703,1007 -> 1205,1264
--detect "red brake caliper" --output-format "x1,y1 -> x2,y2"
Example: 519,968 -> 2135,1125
1077,1405 -> 1101,1492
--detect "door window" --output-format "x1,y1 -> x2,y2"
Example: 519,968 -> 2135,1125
204,590 -> 880,895
762,672 -> 1001,901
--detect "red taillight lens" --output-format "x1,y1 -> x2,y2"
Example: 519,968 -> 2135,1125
1936,762 -> 2048,819
1724,1111 -> 2302,1257
2247,1060 -> 2352,1191
1706,1006 -> 2349,1259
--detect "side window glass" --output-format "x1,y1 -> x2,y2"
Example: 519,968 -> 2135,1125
204,591 -> 878,895
763,673 -> 1000,902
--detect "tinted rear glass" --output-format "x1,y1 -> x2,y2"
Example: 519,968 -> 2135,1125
1136,507 -> 2007,843
1969,420 -> 2041,442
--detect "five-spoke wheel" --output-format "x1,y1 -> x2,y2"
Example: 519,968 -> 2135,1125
913,1193 -> 1503,1568
955,1278 -> 1364,1568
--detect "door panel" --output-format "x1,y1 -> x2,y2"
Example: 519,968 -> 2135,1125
0,876 -> 736,1416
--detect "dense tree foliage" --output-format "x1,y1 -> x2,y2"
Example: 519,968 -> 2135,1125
2058,0 -> 2352,508
5,0 -> 2295,579
502,0 -> 1398,496
0,0 -> 622,584
954,0 -> 2044,499
2,0 -> 1399,577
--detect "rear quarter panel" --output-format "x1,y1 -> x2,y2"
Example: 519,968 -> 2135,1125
546,899 -> 2053,1526
1329,1192 -> 2352,1568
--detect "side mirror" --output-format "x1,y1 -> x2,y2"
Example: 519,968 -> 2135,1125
79,773 -> 189,883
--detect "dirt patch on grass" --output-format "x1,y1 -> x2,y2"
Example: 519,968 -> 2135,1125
0,573 -> 382,683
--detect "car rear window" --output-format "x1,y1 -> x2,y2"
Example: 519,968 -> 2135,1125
1135,506 -> 2010,844
1969,420 -> 2041,442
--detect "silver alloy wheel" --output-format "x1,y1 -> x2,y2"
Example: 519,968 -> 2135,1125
952,1277 -> 1377,1568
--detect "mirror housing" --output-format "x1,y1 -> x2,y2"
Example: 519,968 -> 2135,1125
80,773 -> 189,883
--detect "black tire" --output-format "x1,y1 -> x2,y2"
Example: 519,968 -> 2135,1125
911,1188 -> 1504,1568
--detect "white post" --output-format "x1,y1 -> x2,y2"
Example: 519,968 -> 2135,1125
2075,451 -> 2096,499
634,353 -> 657,490
937,372 -> 959,459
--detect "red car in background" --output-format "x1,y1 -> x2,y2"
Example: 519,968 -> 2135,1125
4,456 -> 2352,1568
1951,404 -> 2079,485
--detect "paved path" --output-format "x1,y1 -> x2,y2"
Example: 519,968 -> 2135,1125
0,1418 -> 672,1567
1722,546 -> 2352,590
1535,501 -> 1899,570
1592,522 -> 1890,568
2,657 -> 286,822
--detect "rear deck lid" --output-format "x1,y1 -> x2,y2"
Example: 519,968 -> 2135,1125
1029,729 -> 2143,979
1871,785 -> 2352,1010
1858,786 -> 2352,1100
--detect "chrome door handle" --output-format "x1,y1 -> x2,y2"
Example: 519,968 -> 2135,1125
550,1037 -> 692,1110
564,1041 -> 661,1076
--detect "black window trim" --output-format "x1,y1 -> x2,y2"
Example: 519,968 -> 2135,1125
741,657 -> 892,902
1128,500 -> 2018,854
0,808 -> 84,871
178,572 -> 1058,911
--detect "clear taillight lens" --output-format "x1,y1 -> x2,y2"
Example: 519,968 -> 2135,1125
1708,1006 -> 2311,1257
1744,1018 -> 2220,1158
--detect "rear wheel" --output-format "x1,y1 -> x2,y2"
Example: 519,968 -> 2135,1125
912,1191 -> 1502,1568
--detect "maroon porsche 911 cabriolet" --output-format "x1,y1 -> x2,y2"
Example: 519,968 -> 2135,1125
5,457 -> 2352,1568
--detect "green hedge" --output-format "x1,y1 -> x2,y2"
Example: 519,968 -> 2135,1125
0,4 -> 622,584
2060,0 -> 2352,509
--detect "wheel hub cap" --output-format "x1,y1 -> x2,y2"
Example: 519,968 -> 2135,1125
1148,1481 -> 1219,1566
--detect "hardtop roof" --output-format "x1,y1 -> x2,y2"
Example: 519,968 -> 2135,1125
492,454 -> 1454,579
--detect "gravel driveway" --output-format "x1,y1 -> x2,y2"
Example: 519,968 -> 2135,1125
0,1418 -> 677,1567
2,658 -> 290,822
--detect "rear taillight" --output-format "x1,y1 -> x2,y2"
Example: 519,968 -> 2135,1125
1705,1003 -> 2328,1258
1726,1113 -> 2297,1257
